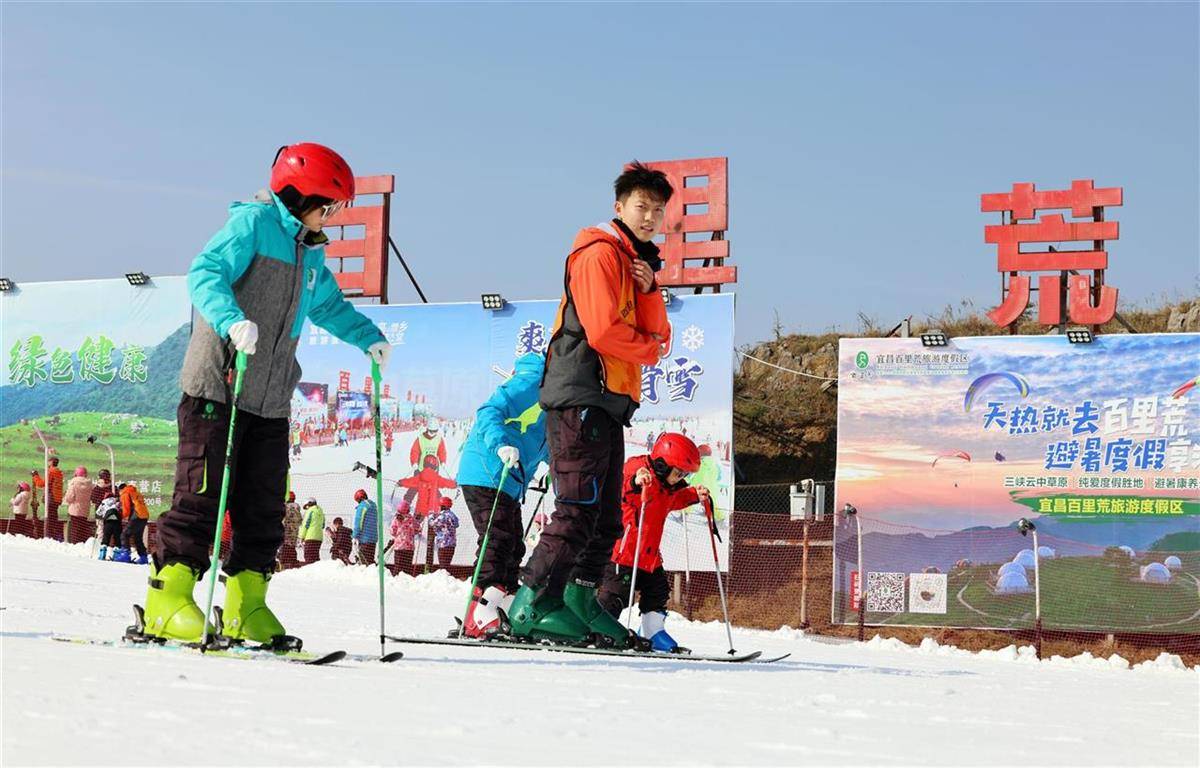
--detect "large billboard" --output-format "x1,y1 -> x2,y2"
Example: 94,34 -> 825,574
833,334 -> 1199,633
0,277 -> 191,518
290,294 -> 735,570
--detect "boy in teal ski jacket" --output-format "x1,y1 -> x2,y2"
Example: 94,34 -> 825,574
141,143 -> 392,648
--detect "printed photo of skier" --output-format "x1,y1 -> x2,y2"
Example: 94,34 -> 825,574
290,294 -> 734,571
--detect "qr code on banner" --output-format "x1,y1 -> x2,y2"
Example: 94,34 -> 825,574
865,572 -> 906,613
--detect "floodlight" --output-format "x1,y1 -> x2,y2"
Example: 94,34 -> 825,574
481,293 -> 506,311
1017,517 -> 1037,537
0,278 -> 14,292
1066,327 -> 1093,344
125,272 -> 150,286
660,288 -> 673,306
920,329 -> 947,347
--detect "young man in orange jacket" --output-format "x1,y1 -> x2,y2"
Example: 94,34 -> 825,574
507,162 -> 673,646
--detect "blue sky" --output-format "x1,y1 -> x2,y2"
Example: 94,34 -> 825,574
2,4 -> 1196,346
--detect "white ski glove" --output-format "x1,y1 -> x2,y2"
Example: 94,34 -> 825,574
367,341 -> 391,372
227,320 -> 258,355
497,446 -> 520,467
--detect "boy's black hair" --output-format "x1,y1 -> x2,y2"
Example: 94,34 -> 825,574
333,516 -> 343,526
614,161 -> 673,204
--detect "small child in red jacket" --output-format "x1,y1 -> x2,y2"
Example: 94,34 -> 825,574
597,432 -> 708,653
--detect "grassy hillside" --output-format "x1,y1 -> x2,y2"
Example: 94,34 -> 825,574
857,553 -> 1200,633
0,412 -> 177,519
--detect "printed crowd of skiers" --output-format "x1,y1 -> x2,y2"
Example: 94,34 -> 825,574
275,489 -> 459,575
69,143 -> 716,653
9,457 -> 153,563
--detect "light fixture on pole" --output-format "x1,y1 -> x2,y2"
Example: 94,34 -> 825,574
843,503 -> 866,641
1018,517 -> 1043,658
31,424 -> 52,539
1066,326 -> 1093,344
86,434 -> 116,557
125,272 -> 150,286
480,293 -> 505,311
0,278 -> 15,292
920,329 -> 948,347
660,288 -> 673,306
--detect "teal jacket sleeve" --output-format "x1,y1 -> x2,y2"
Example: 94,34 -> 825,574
353,500 -> 366,539
475,381 -> 518,454
308,264 -> 386,352
187,207 -> 260,337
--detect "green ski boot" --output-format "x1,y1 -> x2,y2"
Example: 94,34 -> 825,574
221,570 -> 295,648
140,562 -> 210,643
563,579 -> 636,648
506,585 -> 589,642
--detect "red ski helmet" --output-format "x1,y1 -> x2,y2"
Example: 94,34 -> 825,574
18,481 -> 30,492
422,455 -> 441,471
698,444 -> 712,458
354,488 -> 368,502
287,491 -> 296,502
439,496 -> 454,509
650,432 -> 701,474
270,142 -> 355,202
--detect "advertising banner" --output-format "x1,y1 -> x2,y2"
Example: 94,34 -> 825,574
290,294 -> 735,570
833,334 -> 1200,633
1,277 -> 191,518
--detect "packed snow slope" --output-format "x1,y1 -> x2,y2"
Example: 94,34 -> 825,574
2,535 -> 1196,767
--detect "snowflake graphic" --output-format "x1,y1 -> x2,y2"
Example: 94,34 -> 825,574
680,324 -> 705,352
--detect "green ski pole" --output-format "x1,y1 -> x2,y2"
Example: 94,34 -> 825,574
371,359 -> 387,658
200,350 -> 247,649
457,462 -> 511,638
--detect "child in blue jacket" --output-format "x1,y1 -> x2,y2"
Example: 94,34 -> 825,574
455,352 -> 550,637
352,489 -> 380,565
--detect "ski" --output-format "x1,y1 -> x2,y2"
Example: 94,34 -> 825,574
383,634 -> 788,663
50,635 -> 351,665
50,635 -> 404,665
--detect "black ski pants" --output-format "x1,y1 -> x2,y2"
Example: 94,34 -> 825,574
155,394 -> 288,575
462,484 -> 524,593
597,562 -> 670,616
122,516 -> 148,557
520,406 -> 624,596
101,519 -> 122,548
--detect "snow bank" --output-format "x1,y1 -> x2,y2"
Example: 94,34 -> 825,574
856,634 -> 1195,676
0,533 -> 97,559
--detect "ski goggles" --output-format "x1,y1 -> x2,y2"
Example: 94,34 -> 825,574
319,199 -> 349,222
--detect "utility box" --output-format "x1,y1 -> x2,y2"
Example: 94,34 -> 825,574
790,481 -> 814,521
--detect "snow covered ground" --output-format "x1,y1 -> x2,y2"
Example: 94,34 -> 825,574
2,534 -> 1197,767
